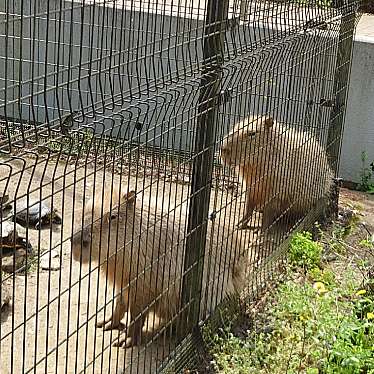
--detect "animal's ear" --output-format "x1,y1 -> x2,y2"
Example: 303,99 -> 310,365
263,117 -> 274,129
123,190 -> 136,204
242,130 -> 256,139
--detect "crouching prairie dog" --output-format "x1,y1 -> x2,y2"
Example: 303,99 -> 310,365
71,183 -> 247,348
221,115 -> 334,231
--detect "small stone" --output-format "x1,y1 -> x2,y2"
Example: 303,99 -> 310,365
1,280 -> 11,310
40,249 -> 60,271
1,221 -> 19,244
1,247 -> 28,273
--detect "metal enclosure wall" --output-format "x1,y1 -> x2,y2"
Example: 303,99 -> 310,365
0,0 -> 359,372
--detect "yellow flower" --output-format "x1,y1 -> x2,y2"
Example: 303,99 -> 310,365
356,290 -> 367,296
313,282 -> 328,294
367,312 -> 374,320
299,314 -> 310,322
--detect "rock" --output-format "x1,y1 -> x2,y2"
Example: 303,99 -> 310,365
1,245 -> 31,273
12,197 -> 62,230
40,249 -> 60,271
0,194 -> 12,212
0,194 -> 9,204
1,220 -> 19,246
1,279 -> 11,309
1,221 -> 34,273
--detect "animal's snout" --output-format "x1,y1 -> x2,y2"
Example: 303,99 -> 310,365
221,146 -> 231,158
72,226 -> 91,247
221,146 -> 233,165
221,146 -> 229,156
71,225 -> 92,262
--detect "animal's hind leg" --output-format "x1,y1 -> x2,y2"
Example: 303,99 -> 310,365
96,289 -> 128,330
261,198 -> 284,233
237,197 -> 258,230
263,198 -> 303,236
113,302 -> 145,348
261,197 -> 304,255
260,198 -> 289,253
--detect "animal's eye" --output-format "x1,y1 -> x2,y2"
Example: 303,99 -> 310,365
242,131 -> 256,139
110,213 -> 118,220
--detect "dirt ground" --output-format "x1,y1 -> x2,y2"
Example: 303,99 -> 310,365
4,155 -> 370,374
339,187 -> 374,228
0,155 -> 257,374
337,187 -> 374,262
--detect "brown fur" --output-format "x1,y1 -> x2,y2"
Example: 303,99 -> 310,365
221,115 -> 334,231
71,183 -> 247,348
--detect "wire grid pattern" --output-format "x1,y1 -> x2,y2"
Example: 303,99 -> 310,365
0,0 -> 360,372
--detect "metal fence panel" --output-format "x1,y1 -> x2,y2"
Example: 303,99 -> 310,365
0,0 -> 360,372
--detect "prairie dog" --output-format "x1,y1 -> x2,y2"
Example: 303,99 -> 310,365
71,183 -> 247,348
221,115 -> 334,231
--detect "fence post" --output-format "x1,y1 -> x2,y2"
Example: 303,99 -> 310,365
327,2 -> 357,217
179,0 -> 229,336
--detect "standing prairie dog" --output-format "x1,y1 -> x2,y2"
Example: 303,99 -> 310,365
71,183 -> 247,348
221,115 -> 334,231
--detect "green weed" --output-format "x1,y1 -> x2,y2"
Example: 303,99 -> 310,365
308,267 -> 336,286
208,230 -> 374,374
210,274 -> 374,374
358,151 -> 374,194
288,231 -> 322,270
359,237 -> 374,250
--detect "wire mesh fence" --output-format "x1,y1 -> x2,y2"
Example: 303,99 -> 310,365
0,0 -> 362,372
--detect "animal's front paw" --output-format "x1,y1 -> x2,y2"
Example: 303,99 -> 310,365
113,336 -> 134,348
95,319 -> 107,328
237,216 -> 249,229
237,221 -> 259,230
237,216 -> 260,231
96,319 -> 124,331
237,222 -> 248,230
113,331 -> 141,348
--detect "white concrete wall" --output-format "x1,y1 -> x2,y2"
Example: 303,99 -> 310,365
0,1 -> 337,153
2,1 -> 370,175
339,15 -> 374,184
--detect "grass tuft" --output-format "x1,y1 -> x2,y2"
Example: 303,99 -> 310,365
207,222 -> 374,374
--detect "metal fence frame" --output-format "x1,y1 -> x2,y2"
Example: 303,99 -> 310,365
0,0 -> 361,372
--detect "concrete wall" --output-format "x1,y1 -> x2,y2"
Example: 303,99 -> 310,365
339,15 -> 374,184
1,1 -> 341,154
